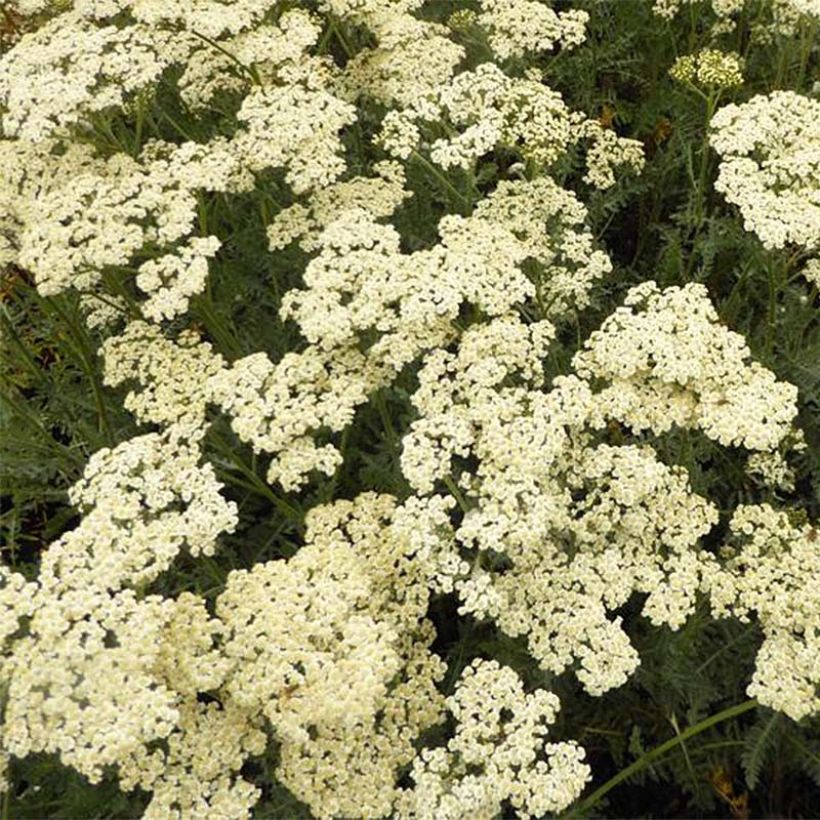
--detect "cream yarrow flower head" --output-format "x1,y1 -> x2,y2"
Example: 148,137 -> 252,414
135,235 -> 221,322
337,14 -> 465,111
398,659 -> 591,819
233,84 -> 356,194
1,428 -> 239,787
579,119 -> 645,190
0,11 -> 170,140
102,322 -> 225,435
573,282 -> 800,451
477,0 -> 589,60
177,9 -> 324,109
710,91 -> 820,251
800,257 -> 820,289
266,161 -> 409,253
425,63 -> 576,170
704,505 -> 820,720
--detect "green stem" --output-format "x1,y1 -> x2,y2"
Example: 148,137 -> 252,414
767,258 -> 778,357
157,107 -> 198,142
695,623 -> 756,674
90,114 -> 128,154
43,296 -> 114,445
0,305 -> 44,383
98,268 -> 142,319
1,769 -> 8,820
0,381 -> 85,467
75,288 -> 132,319
786,734 -> 820,769
329,18 -> 356,60
795,20 -> 817,91
693,739 -> 746,753
198,193 -> 209,236
208,431 -> 303,525
684,90 -> 720,281
192,296 -> 241,358
581,726 -> 622,738
133,94 -> 145,158
375,391 -> 397,449
669,712 -> 700,801
316,20 -> 335,54
411,151 -> 473,212
190,29 -> 261,85
569,699 -> 758,816
443,475 -> 469,513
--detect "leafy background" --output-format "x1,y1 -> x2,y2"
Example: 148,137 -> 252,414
1,0 -> 819,817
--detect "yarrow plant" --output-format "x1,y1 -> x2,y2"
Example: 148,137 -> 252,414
710,90 -> 820,252
0,0 -> 818,818
670,49 -> 745,89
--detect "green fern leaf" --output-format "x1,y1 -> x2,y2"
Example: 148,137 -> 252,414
741,710 -> 781,790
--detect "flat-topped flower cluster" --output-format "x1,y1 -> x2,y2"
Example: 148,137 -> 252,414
0,0 -> 817,817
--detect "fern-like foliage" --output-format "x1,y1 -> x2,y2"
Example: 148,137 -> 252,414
741,709 -> 781,790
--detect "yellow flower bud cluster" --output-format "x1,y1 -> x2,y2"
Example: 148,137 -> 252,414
670,49 -> 744,88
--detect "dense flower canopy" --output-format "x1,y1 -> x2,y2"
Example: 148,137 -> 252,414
0,0 -> 818,817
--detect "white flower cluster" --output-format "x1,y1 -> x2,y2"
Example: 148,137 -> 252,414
653,0 -> 743,19
6,0 -> 51,12
398,273 -> 807,698
0,431 -> 240,805
574,282 -> 799,451
1,7 -> 351,313
61,429 -> 238,586
705,505 -> 820,720
219,178 -> 613,489
266,161 -> 409,253
579,120 -> 646,190
1,465 -> 450,817
375,60 -> 643,187
397,659 -> 591,820
136,236 -> 221,322
124,698 -> 267,820
401,303 -> 729,695
801,257 -> 820,290
337,11 -> 465,111
401,314 -> 555,494
1,0 -> 817,816
209,343 -> 379,490
217,542 -> 402,748
250,494 -> 448,817
16,152 -> 187,297
472,177 -> 613,314
0,11 -> 168,141
4,110 -> 346,316
746,450 -> 798,491
125,0 -> 278,37
477,0 -> 589,60
177,9 -> 326,109
653,0 -> 820,34
428,63 -> 576,170
233,84 -> 356,194
711,91 -> 820,251
0,137 -> 101,269
101,321 -> 225,435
